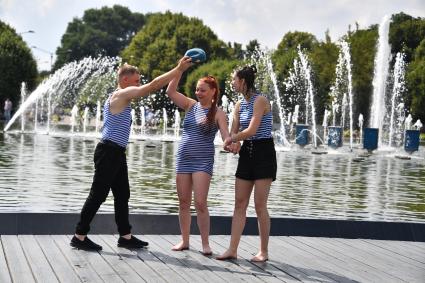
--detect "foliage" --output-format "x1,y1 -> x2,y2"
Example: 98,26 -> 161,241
54,5 -> 145,70
121,12 -> 231,80
0,21 -> 37,112
406,39 -> 425,124
121,11 -> 232,113
344,27 -> 377,126
390,12 -> 425,62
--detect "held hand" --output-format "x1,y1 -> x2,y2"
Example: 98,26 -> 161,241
230,142 -> 241,154
177,56 -> 193,72
223,136 -> 232,148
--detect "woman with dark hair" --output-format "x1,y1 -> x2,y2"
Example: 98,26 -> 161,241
166,73 -> 230,255
217,65 -> 277,262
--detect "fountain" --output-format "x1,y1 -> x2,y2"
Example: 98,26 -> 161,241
328,40 -> 354,149
388,52 -> 406,147
284,46 -> 318,148
20,83 -> 27,132
4,56 -> 120,133
70,105 -> 78,133
95,100 -> 101,133
369,15 -> 391,146
83,107 -> 89,133
173,109 -> 180,137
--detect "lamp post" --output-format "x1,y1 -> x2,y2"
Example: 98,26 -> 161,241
31,45 -> 53,71
18,30 -> 35,35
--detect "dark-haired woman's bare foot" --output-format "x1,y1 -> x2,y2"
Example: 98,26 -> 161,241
215,250 -> 237,260
172,241 -> 189,251
251,251 -> 268,262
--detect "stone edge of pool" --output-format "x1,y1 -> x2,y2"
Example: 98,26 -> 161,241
0,213 -> 423,242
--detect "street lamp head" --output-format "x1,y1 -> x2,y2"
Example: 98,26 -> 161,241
18,30 -> 35,35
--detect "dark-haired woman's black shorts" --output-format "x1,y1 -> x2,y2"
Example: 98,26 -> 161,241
235,138 -> 277,181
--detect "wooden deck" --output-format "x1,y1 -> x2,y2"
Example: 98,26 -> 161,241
1,235 -> 424,282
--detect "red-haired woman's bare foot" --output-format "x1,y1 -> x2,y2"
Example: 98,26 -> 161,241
251,252 -> 268,262
172,241 -> 189,251
215,250 -> 237,260
199,245 -> 212,256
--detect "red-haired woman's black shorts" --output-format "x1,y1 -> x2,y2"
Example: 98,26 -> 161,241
235,138 -> 277,181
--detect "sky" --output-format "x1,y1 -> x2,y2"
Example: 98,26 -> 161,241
1,0 -> 424,71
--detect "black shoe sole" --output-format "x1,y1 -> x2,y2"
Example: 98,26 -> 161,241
70,242 -> 102,251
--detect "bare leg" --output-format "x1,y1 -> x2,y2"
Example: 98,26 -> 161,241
192,172 -> 212,255
251,178 -> 272,262
172,173 -> 192,251
216,178 -> 254,260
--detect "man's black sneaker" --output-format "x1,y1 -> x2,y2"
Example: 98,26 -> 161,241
118,235 -> 149,249
70,236 -> 102,251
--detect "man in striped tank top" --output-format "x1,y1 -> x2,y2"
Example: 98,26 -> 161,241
71,57 -> 192,251
217,65 -> 277,262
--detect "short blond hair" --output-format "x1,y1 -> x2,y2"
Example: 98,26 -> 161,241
118,63 -> 139,80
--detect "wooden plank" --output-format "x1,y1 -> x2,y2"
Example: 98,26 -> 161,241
64,235 -> 124,283
331,238 -> 423,282
0,236 -> 12,283
98,234 -> 166,282
85,235 -> 144,283
152,235 -> 224,282
35,235 -> 81,283
214,235 -> 297,283
358,239 -> 425,268
241,236 -> 341,283
320,238 -> 411,282
273,236 -> 361,282
1,235 -> 35,283
191,236 -> 264,282
18,235 -> 59,283
53,235 -> 104,283
162,234 -> 253,283
293,236 -> 396,283
143,234 -> 207,282
304,237 -> 404,282
363,239 -> 425,264
107,234 -> 187,283
337,239 -> 424,282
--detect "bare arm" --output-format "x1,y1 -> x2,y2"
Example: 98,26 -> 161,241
216,108 -> 230,141
223,101 -> 240,149
110,57 -> 192,114
165,72 -> 196,111
231,96 -> 269,142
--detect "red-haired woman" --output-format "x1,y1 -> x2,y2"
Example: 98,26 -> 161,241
166,73 -> 230,255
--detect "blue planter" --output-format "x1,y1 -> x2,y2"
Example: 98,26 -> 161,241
404,130 -> 420,153
328,126 -> 343,148
295,124 -> 309,146
364,128 -> 379,152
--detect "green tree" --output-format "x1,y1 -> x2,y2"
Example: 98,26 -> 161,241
54,5 -> 145,70
309,34 -> 339,122
272,31 -> 318,81
390,12 -> 425,62
407,39 -> 425,123
122,12 -> 230,79
0,21 -> 37,114
345,27 -> 377,125
122,12 -> 232,112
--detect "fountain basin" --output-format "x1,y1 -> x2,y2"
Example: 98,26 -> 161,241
364,128 -> 379,152
405,130 -> 420,153
295,124 -> 309,146
328,126 -> 343,148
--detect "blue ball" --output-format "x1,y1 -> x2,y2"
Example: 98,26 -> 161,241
184,48 -> 206,63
